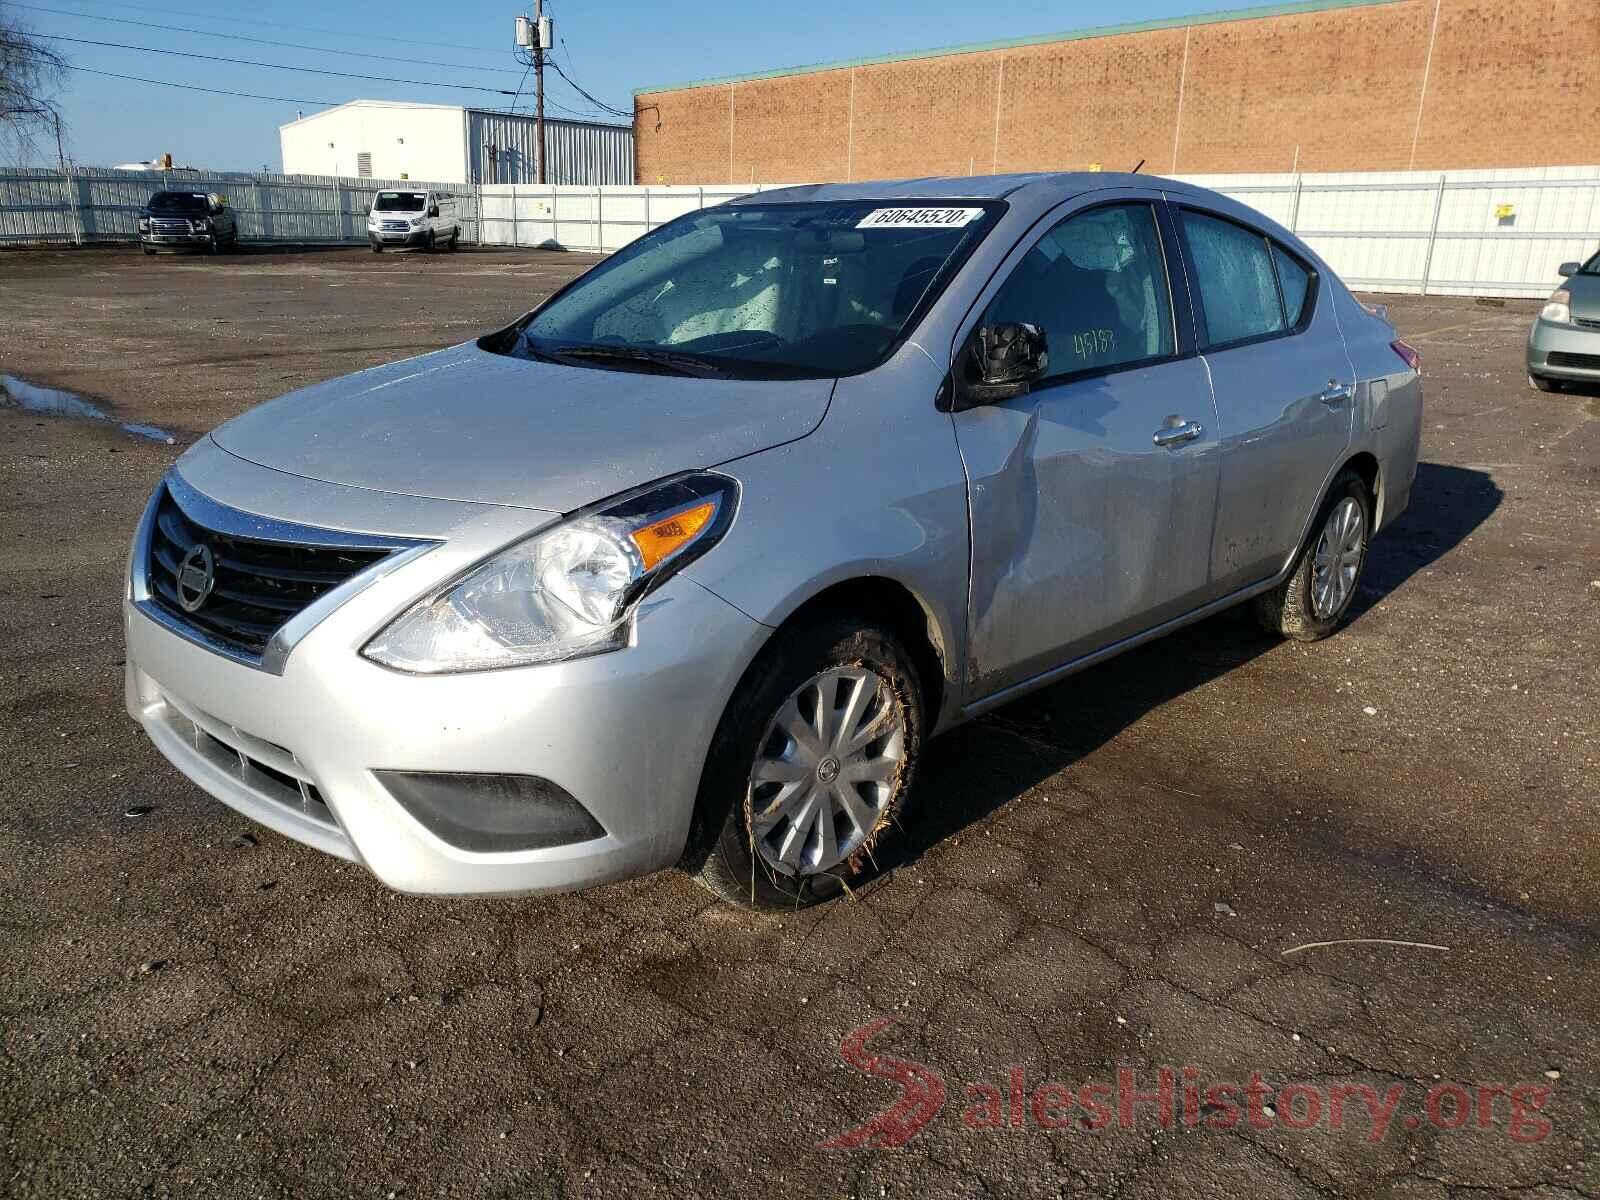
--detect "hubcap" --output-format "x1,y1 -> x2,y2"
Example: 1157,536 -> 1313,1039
1311,496 -> 1365,619
747,667 -> 906,877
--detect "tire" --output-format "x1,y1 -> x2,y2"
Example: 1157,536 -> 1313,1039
142,246 -> 156,256
447,226 -> 460,251
424,229 -> 436,252
688,615 -> 925,909
1529,373 -> 1563,393
371,244 -> 383,254
1254,469 -> 1372,642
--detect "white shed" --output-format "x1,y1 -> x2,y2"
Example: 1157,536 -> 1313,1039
279,101 -> 633,185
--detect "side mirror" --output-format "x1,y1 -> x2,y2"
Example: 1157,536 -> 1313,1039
428,204 -> 440,218
1558,261 -> 1580,278
944,323 -> 1048,411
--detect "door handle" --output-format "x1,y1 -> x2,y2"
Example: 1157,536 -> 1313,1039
1318,380 -> 1354,405
1152,420 -> 1203,447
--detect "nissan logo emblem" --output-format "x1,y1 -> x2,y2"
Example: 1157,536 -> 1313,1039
175,543 -> 216,613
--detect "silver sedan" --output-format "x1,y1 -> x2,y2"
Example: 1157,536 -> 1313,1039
125,173 -> 1423,908
1528,251 -> 1600,392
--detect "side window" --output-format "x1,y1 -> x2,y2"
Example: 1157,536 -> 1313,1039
985,202 -> 1174,378
1181,210 -> 1284,345
1272,243 -> 1312,327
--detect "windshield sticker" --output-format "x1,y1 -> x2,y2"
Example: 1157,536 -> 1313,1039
856,207 -> 984,229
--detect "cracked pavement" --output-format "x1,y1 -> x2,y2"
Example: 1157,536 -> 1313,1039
2,247 -> 1597,1198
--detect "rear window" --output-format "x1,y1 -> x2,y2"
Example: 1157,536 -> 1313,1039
374,192 -> 427,212
1272,243 -> 1312,326
1181,209 -> 1285,345
147,192 -> 208,214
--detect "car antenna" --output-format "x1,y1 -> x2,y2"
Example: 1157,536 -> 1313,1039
1131,159 -> 1145,174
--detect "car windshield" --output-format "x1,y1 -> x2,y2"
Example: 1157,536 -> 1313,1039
147,192 -> 209,214
513,200 -> 1004,379
1581,251 -> 1600,275
375,192 -> 427,212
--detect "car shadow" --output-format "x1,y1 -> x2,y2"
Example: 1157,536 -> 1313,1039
873,460 -> 1502,875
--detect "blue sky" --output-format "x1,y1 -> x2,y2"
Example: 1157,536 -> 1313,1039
14,0 -> 1295,171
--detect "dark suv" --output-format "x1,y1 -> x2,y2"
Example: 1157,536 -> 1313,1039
139,191 -> 239,254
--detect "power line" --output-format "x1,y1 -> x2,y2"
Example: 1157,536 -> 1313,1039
27,31 -> 520,94
31,0 -> 505,57
546,58 -> 630,120
10,2 -> 525,74
65,63 -> 339,107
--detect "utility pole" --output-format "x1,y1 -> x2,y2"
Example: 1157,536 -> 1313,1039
534,0 -> 546,184
515,8 -> 550,183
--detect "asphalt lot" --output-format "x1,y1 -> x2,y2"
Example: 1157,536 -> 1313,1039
2,245 -> 1597,1198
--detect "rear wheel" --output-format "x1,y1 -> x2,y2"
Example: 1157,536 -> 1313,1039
689,615 -> 924,909
1254,469 -> 1372,642
1529,373 -> 1564,393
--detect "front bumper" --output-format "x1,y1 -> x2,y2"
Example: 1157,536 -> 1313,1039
369,226 -> 428,247
124,467 -> 769,897
1527,318 -> 1600,382
142,233 -> 215,249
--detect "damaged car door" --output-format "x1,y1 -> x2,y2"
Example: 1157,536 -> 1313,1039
950,194 -> 1221,698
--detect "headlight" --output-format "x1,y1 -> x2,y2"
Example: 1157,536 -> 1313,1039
1541,288 -> 1572,324
362,472 -> 737,673
138,217 -> 149,231
410,216 -> 426,227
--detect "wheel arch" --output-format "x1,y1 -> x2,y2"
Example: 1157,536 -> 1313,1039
775,576 -> 950,729
1281,450 -> 1383,579
1343,450 -> 1382,522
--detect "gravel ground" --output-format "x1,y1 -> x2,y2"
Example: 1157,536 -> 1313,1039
1,246 -> 1597,1198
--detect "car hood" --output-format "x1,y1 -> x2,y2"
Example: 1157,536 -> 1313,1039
1566,271 -> 1600,320
210,341 -> 833,511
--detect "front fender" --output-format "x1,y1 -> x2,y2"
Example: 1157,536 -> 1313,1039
685,351 -> 972,728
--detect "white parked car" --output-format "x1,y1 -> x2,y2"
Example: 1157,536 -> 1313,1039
367,189 -> 461,252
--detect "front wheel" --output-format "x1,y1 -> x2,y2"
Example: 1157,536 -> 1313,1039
689,616 -> 924,909
1254,469 -> 1372,642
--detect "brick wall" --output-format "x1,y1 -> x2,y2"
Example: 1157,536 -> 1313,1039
633,0 -> 1600,184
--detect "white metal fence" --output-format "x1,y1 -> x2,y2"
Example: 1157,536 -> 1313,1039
4,165 -> 1597,298
0,167 -> 481,246
1175,165 -> 1600,299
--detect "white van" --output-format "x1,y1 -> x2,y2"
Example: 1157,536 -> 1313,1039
367,189 -> 462,252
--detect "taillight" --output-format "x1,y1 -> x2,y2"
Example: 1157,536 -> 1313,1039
1391,339 -> 1420,374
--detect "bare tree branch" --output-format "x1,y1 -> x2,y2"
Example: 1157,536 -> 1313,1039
0,4 -> 68,162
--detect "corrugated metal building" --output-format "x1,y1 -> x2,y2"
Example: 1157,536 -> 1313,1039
280,101 -> 633,185
468,110 -> 633,185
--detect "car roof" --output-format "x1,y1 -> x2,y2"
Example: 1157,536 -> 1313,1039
728,171 -> 1206,206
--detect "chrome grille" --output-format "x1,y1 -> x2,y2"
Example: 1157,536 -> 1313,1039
381,219 -> 409,232
145,483 -> 394,659
149,217 -> 192,234
1573,316 -> 1600,331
